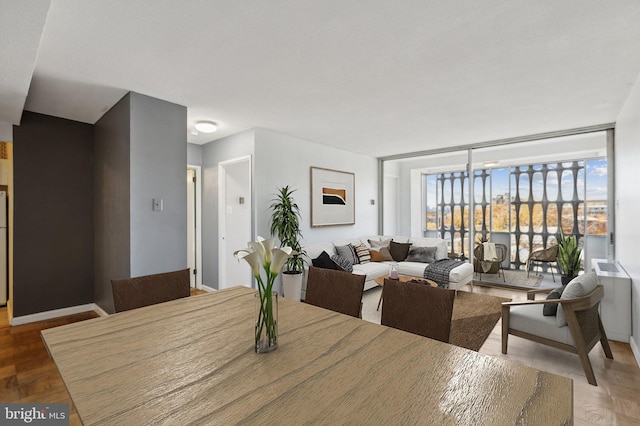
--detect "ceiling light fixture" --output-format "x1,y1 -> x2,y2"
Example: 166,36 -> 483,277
194,121 -> 218,133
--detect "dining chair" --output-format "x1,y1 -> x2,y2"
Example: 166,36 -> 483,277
111,268 -> 191,313
304,266 -> 366,318
381,279 -> 455,343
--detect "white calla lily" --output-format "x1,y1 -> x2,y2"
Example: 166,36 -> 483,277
270,246 -> 293,274
233,249 -> 261,278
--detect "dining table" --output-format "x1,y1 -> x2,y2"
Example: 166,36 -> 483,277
42,286 -> 573,425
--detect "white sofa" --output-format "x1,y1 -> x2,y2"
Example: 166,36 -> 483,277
301,235 -> 474,299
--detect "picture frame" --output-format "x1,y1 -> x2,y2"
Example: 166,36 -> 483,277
310,166 -> 355,227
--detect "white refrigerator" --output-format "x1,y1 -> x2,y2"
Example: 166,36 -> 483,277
0,191 -> 6,306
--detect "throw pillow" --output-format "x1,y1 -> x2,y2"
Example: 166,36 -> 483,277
379,246 -> 394,261
542,286 -> 566,316
331,254 -> 353,272
556,272 -> 598,327
369,249 -> 385,262
335,244 -> 359,265
311,251 -> 339,270
389,241 -> 413,262
405,246 -> 437,263
368,238 -> 392,248
353,243 -> 371,264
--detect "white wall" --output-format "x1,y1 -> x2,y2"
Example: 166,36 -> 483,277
615,69 -> 640,365
254,128 -> 379,245
201,129 -> 255,287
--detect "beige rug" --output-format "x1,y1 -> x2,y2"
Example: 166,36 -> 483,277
362,288 -> 510,351
474,268 -> 542,289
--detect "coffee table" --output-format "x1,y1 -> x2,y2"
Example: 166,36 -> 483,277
374,275 -> 437,311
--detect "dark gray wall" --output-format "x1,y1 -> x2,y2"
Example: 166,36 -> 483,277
13,112 -> 93,316
187,143 -> 202,166
93,94 -> 131,313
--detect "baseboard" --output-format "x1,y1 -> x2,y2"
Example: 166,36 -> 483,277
201,284 -> 217,292
10,303 -> 98,326
93,303 -> 109,317
631,336 -> 640,368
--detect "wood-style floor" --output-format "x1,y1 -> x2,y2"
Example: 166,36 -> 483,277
1,285 -> 638,425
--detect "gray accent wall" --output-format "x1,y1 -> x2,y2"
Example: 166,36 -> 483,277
615,70 -> 640,364
129,93 -> 187,277
13,112 -> 93,316
94,92 -> 187,313
187,143 -> 202,166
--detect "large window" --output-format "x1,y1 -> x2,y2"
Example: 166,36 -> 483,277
422,157 -> 608,270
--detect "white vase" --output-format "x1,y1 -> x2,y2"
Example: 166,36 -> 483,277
282,272 -> 302,301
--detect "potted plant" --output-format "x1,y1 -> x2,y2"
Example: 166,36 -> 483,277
269,186 -> 306,301
557,230 -> 582,285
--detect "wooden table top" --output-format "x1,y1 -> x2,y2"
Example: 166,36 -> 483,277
42,286 -> 573,425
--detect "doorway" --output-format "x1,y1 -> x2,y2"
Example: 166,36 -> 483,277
187,165 -> 202,289
218,156 -> 252,289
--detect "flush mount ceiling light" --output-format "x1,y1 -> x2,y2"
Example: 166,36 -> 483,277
194,121 -> 218,133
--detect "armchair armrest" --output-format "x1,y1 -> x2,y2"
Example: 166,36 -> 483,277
526,287 -> 554,300
502,298 -> 559,307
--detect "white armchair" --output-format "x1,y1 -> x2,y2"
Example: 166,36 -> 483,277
501,273 -> 613,386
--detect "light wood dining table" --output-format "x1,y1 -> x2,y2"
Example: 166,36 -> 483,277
42,286 -> 573,425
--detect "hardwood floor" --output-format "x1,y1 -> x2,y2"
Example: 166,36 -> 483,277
1,285 -> 638,425
474,284 -> 640,426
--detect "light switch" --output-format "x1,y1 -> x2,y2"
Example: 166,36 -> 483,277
153,198 -> 164,212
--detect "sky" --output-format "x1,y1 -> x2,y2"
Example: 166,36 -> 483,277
425,158 -> 608,209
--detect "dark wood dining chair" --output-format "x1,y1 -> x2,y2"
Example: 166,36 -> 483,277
304,266 -> 366,318
111,268 -> 191,313
381,279 -> 455,343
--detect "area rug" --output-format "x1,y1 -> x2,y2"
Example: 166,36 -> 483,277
449,291 -> 511,351
361,288 -> 510,351
474,268 -> 542,290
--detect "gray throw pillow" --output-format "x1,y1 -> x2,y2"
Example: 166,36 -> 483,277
405,246 -> 437,263
335,244 -> 359,265
378,247 -> 394,261
556,272 -> 598,327
331,254 -> 353,272
368,238 -> 392,248
542,286 -> 566,316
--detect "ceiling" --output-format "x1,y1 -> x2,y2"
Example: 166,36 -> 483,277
3,1 -> 640,158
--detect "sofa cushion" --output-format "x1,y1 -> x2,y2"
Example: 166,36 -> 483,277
353,262 -> 389,281
389,241 -> 412,261
510,304 -> 573,345
335,244 -> 359,265
405,246 -> 437,263
331,254 -> 353,272
312,251 -> 340,270
353,243 -> 371,264
409,237 -> 449,260
304,242 -> 336,264
556,272 -> 598,327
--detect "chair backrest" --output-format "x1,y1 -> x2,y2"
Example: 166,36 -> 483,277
381,279 -> 455,342
111,268 -> 191,313
305,266 -> 365,318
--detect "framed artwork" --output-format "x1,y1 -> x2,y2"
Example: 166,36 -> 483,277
310,166 -> 355,227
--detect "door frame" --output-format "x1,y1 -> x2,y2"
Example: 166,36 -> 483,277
218,155 -> 253,289
187,164 -> 203,289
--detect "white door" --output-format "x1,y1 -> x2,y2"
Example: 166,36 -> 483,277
218,157 -> 252,289
187,166 -> 202,289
